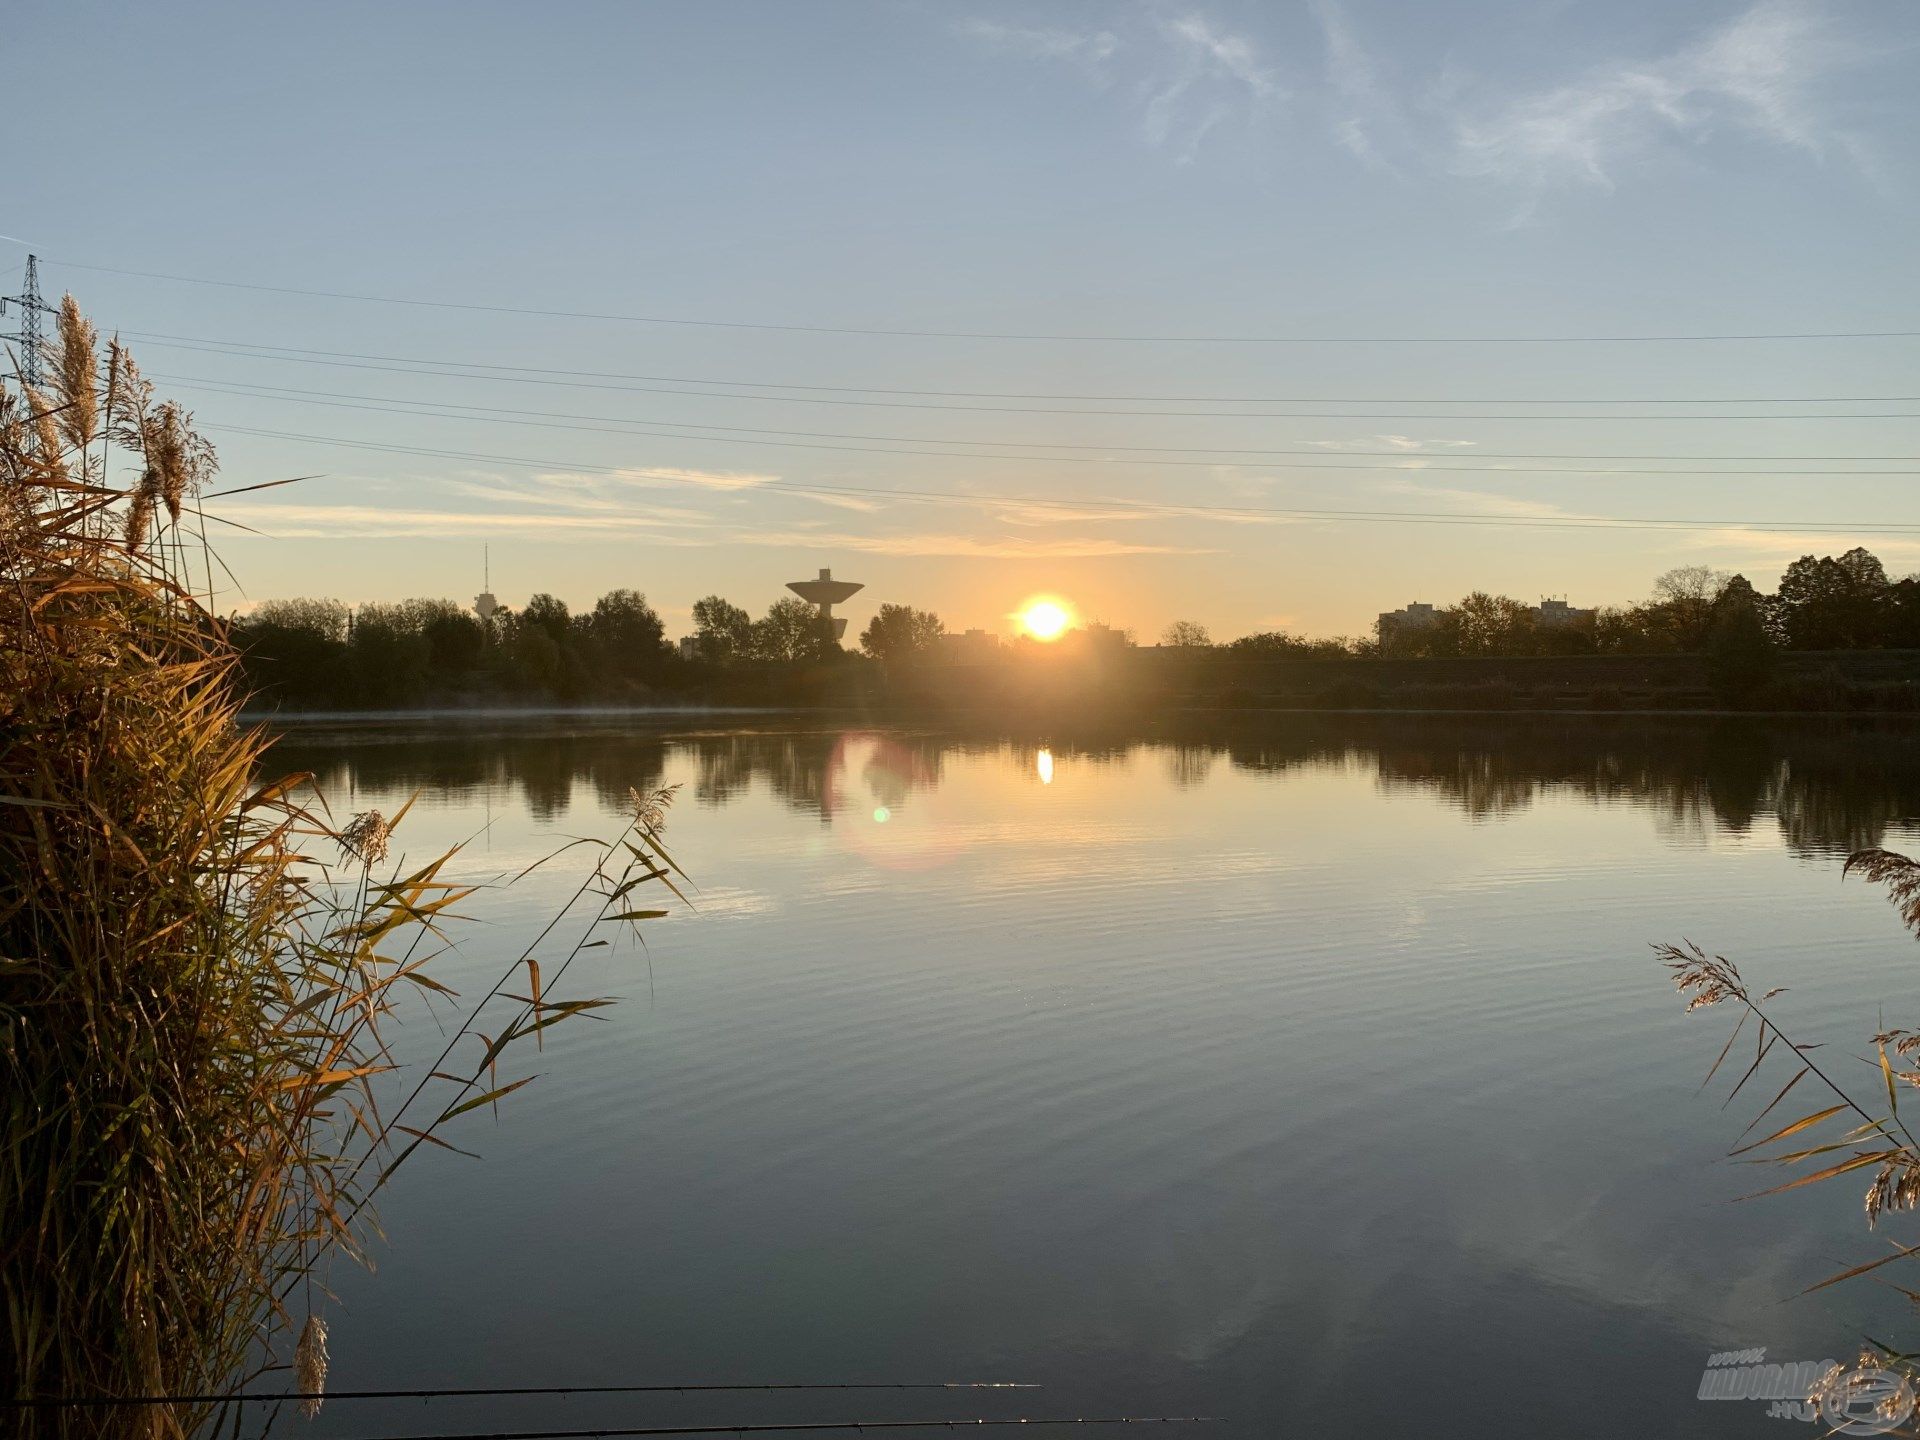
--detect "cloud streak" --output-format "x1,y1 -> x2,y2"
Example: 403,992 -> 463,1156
1685,528 -> 1920,564
991,498 -> 1295,527
1309,0 -> 1403,173
1450,1 -> 1858,192
215,502 -> 1211,557
451,465 -> 882,516
729,529 -> 1214,559
960,6 -> 1277,157
958,18 -> 1119,67
958,2 -> 1890,202
1372,478 -> 1577,521
218,502 -> 713,540
1144,12 -> 1281,156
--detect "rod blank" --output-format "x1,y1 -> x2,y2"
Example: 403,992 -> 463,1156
1,1382 -> 1039,1410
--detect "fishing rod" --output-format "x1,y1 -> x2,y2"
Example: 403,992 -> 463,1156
323,1419 -> 1221,1440
2,1382 -> 1040,1410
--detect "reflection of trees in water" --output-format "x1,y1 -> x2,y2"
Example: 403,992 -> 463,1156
268,728 -> 673,824
687,733 -> 946,820
860,736 -> 945,814
265,717 -> 1920,859
1163,744 -> 1219,790
685,733 -> 837,815
1210,716 -> 1920,857
1776,758 -> 1917,858
268,727 -> 945,827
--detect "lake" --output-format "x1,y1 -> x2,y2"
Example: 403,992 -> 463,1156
263,713 -> 1920,1439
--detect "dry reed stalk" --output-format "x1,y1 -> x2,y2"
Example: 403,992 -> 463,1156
1662,846 -> 1920,1330
1,301 -> 683,1439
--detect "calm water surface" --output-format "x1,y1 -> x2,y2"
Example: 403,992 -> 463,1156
265,715 -> 1920,1439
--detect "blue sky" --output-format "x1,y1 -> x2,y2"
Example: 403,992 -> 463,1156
8,0 -> 1919,639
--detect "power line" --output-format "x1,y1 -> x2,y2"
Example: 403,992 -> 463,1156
198,423 -> 1920,535
160,375 -> 1920,478
4,1383 -> 1036,1410
118,329 -> 1920,406
128,338 -> 1920,419
143,364 -> 1920,460
43,257 -> 1920,344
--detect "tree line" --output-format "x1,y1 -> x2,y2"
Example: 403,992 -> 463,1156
231,589 -> 961,707
232,548 -> 1920,709
1361,553 -> 1920,658
1161,550 -> 1918,662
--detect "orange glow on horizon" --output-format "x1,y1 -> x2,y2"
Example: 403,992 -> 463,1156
1017,597 -> 1074,641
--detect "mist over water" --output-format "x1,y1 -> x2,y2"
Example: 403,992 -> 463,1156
270,715 -> 1920,1438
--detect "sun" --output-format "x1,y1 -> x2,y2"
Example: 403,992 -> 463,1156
1018,598 -> 1073,642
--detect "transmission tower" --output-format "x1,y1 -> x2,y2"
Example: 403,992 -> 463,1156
1,254 -> 52,388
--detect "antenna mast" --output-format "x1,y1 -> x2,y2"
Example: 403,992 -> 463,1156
474,544 -> 499,623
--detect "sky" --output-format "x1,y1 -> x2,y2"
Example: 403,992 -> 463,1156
7,0 -> 1920,642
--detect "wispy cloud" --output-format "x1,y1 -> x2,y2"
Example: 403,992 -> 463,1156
792,492 -> 883,513
573,466 -> 891,514
1685,528 -> 1920,565
1143,12 -> 1280,156
1450,1 -> 1861,193
954,2 -> 1892,199
449,466 -> 882,515
991,498 -> 1292,527
728,528 -> 1213,559
1373,478 -> 1576,520
1309,434 -> 1480,453
441,477 -> 718,524
1308,0 -> 1402,174
960,7 -> 1277,158
598,464 -> 779,493
1161,13 -> 1276,97
222,499 -> 1213,557
958,18 -> 1120,68
218,502 -> 715,540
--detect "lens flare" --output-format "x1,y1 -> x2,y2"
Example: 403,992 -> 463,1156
818,734 -> 961,871
1018,598 -> 1073,641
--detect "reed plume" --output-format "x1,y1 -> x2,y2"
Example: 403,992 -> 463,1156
50,296 -> 99,460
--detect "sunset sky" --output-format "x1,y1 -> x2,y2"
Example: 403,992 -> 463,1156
9,0 -> 1919,641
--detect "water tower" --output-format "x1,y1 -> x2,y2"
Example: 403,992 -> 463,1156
786,567 -> 863,642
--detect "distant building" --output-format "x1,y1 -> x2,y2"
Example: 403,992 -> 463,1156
786,567 -> 863,642
936,628 -> 1000,664
1531,597 -> 1594,627
677,635 -> 700,661
1377,602 -> 1439,642
1078,621 -> 1130,652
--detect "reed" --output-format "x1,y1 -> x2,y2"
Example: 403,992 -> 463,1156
1662,846 -> 1920,1400
0,303 -> 681,1437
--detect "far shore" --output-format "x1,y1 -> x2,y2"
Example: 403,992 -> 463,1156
243,703 -> 1920,726
242,704 -> 805,723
